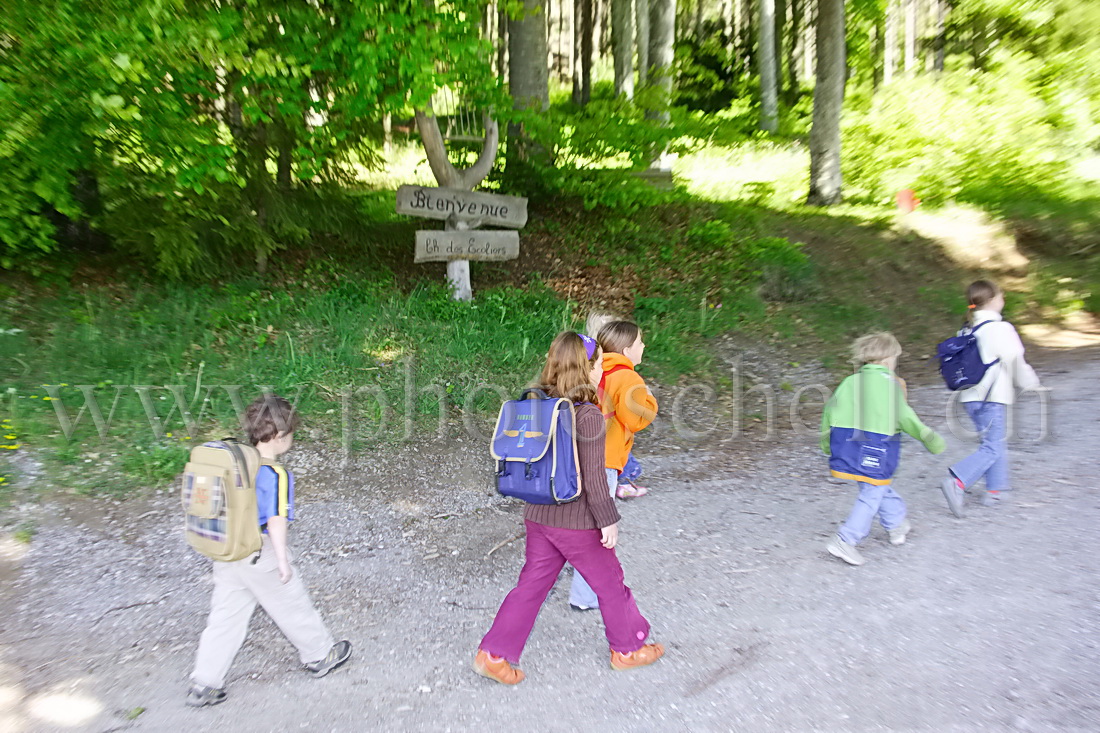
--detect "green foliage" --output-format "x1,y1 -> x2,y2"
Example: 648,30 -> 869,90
842,61 -> 1080,207
0,0 -> 502,275
675,32 -> 745,114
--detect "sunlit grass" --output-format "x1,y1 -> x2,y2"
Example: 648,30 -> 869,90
675,142 -> 809,208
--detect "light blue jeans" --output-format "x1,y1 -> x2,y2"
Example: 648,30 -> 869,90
838,481 -> 907,546
951,402 -> 1010,492
569,468 -> 618,608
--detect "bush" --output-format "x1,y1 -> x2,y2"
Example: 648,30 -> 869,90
842,56 -> 1080,208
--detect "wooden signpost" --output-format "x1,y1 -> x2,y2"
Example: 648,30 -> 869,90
414,230 -> 520,263
396,185 -> 528,229
396,184 -> 527,299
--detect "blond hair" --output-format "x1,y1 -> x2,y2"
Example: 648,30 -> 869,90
596,320 -> 640,355
585,312 -> 616,339
534,332 -> 600,404
852,332 -> 902,365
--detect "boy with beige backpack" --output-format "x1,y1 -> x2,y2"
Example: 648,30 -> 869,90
181,394 -> 351,707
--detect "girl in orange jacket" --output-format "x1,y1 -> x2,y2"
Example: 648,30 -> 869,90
569,320 -> 658,611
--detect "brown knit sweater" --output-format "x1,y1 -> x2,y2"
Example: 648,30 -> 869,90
524,403 -> 621,530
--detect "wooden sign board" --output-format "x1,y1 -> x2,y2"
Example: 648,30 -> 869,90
414,230 -> 520,263
397,185 -> 528,229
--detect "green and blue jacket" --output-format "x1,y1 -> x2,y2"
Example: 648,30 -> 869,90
820,364 -> 945,485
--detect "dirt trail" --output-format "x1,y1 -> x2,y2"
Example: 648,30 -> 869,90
1,347 -> 1097,732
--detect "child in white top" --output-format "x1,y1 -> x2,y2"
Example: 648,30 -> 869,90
940,280 -> 1045,515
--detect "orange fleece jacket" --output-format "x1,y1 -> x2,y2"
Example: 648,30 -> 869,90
600,353 -> 659,471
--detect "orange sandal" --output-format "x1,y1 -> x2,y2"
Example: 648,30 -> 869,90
610,642 -> 665,670
474,649 -> 526,685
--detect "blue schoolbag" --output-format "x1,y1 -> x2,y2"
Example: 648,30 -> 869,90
936,320 -> 1000,391
490,389 -> 582,505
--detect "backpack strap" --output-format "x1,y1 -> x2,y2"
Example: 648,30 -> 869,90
967,320 -> 1003,401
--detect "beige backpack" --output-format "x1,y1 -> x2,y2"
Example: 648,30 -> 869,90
182,440 -> 264,562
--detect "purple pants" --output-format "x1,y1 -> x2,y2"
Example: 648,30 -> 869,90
480,520 -> 651,664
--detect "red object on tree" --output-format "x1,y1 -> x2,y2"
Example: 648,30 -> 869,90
896,189 -> 921,213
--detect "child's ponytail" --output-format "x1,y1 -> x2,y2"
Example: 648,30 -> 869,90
966,280 -> 998,319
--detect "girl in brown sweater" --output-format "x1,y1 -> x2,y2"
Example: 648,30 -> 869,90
473,331 -> 665,684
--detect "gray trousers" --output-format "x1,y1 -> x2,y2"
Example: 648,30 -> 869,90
191,535 -> 334,689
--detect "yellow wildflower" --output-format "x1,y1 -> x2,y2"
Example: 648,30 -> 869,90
2,444 -> 20,450
4,435 -> 15,439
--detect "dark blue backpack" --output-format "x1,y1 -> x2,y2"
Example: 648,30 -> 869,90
491,389 -> 582,505
936,320 -> 1000,391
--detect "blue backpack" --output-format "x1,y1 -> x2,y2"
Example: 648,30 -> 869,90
490,389 -> 582,505
936,320 -> 1000,391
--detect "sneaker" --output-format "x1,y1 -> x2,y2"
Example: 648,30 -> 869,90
887,519 -> 912,546
473,649 -> 525,685
615,481 -> 648,499
981,490 -> 1003,507
610,643 -> 665,671
304,640 -> 352,678
940,475 -> 966,518
570,603 -> 597,612
185,684 -> 226,708
826,534 -> 866,566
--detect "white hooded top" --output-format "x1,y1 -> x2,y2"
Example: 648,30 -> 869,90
961,310 -> 1042,405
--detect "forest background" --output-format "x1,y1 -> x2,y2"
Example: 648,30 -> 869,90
0,0 -> 1097,503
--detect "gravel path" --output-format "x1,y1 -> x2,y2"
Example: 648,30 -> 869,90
1,347 -> 1097,732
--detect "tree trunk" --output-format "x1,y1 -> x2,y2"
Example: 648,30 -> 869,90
786,0 -> 801,100
584,0 -> 595,104
806,0 -> 844,206
512,0 -> 551,116
497,5 -> 509,80
933,0 -> 946,73
904,0 -> 916,73
647,0 -> 676,127
276,124 -> 293,193
694,0 -> 704,38
759,0 -> 778,133
802,0 -> 815,82
509,0 -> 550,160
739,0 -> 754,67
613,0 -> 635,98
775,0 -> 786,97
636,0 -> 650,86
382,113 -> 393,159
723,0 -> 734,55
573,0 -> 594,105
884,0 -> 898,84
599,0 -> 611,55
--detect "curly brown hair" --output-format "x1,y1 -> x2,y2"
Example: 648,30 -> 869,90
244,394 -> 300,445
533,331 -> 600,404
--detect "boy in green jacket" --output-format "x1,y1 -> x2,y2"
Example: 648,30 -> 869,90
821,332 -> 946,565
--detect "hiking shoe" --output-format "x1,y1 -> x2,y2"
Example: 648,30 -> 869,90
826,535 -> 866,566
610,643 -> 665,671
615,481 -> 648,499
940,476 -> 966,518
981,490 -> 1003,507
305,640 -> 352,678
887,519 -> 912,546
570,603 -> 597,612
474,649 -> 525,685
185,684 -> 226,708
